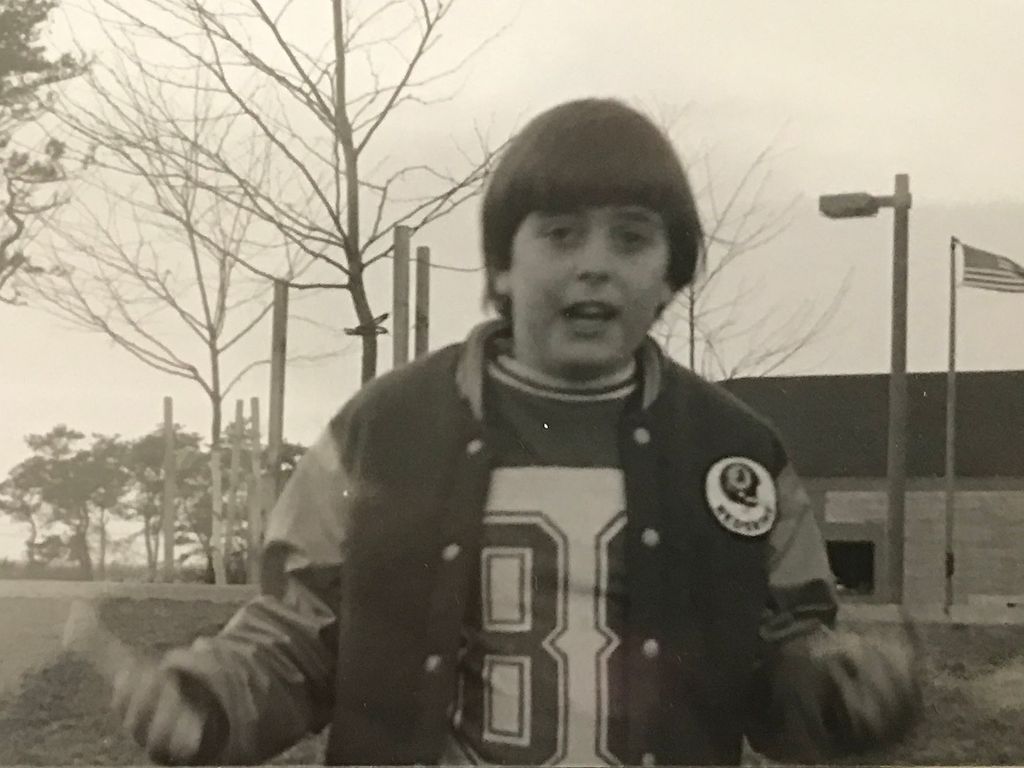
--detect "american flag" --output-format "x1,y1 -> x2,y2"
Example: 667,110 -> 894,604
962,244 -> 1024,293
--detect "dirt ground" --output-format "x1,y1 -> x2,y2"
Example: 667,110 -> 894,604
0,596 -> 73,700
3,583 -> 1024,765
0,580 -> 253,703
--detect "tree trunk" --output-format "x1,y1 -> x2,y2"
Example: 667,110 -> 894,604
72,515 -> 93,580
98,507 -> 107,581
143,513 -> 158,581
360,322 -> 379,382
208,379 -> 226,584
200,534 -> 216,584
349,273 -> 378,382
79,546 -> 93,580
332,4 -> 376,384
225,401 -> 243,568
209,447 -> 227,584
246,397 -> 264,585
25,518 -> 38,565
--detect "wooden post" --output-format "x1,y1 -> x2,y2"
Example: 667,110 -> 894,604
161,396 -> 176,582
210,447 -> 226,585
415,245 -> 431,359
225,399 -> 244,569
246,397 -> 264,585
393,225 -> 411,367
267,280 -> 288,500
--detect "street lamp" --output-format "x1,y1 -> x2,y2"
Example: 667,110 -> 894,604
819,174 -> 912,605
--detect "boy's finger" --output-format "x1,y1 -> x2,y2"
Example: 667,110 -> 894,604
146,678 -> 184,762
836,670 -> 886,745
147,675 -> 203,765
855,637 -> 918,725
827,639 -> 914,748
122,665 -> 162,748
167,703 -> 205,765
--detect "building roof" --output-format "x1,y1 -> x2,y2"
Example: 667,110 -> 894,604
722,370 -> 1024,479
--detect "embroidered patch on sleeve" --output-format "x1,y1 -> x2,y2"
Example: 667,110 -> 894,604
704,457 -> 777,537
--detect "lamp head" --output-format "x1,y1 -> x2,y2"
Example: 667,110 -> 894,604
818,192 -> 881,219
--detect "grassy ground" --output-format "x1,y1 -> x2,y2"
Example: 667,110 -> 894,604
0,598 -> 322,766
833,621 -> 1024,765
1,598 -> 1023,765
0,559 -> 214,583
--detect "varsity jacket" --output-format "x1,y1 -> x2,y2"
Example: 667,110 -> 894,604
165,320 -> 840,766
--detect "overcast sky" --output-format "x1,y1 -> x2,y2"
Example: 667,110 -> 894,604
2,0 -> 1023,556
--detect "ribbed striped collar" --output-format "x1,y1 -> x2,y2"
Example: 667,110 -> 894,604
488,354 -> 637,403
455,320 -> 664,419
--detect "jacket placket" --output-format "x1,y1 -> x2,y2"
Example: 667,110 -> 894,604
619,410 -> 669,767
412,421 -> 494,762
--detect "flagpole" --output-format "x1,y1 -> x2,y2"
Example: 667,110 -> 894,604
944,236 -> 959,616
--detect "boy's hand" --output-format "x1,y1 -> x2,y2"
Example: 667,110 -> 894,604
112,662 -> 210,766
809,627 -> 921,755
761,625 -> 921,762
63,600 -> 219,765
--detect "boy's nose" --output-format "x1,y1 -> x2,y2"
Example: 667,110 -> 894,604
574,233 -> 614,282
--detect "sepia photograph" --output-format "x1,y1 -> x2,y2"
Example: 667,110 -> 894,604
1,0 -> 1022,765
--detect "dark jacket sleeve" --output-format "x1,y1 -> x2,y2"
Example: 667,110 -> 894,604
744,461 -> 841,762
761,464 -> 838,641
161,426 -> 350,764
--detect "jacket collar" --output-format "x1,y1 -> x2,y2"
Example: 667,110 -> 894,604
455,319 -> 665,420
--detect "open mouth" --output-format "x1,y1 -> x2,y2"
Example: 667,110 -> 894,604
561,301 -> 620,322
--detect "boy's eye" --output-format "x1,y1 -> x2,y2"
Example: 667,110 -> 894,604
613,226 -> 655,252
541,219 -> 581,246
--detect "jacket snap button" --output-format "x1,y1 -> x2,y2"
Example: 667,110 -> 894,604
641,528 -> 660,548
442,543 -> 461,562
641,752 -> 657,766
632,427 -> 651,445
466,438 -> 484,456
424,654 -> 442,672
642,638 -> 660,659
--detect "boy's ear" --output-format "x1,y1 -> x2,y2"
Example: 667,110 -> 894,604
659,279 -> 674,307
492,271 -> 511,297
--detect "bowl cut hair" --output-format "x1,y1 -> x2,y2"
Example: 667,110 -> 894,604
481,98 -> 704,316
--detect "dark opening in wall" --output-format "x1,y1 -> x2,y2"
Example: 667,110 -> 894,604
827,540 -> 875,596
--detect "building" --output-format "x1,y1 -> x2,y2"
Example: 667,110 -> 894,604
723,370 -> 1024,607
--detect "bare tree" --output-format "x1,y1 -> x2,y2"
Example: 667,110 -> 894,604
85,0 -> 508,382
20,48 -> 337,581
657,137 -> 850,381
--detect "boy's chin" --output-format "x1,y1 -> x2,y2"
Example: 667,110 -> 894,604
552,348 -> 631,381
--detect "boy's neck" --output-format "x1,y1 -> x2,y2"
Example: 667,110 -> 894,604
498,352 -> 636,393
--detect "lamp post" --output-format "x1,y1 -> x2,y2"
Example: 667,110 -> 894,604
819,174 -> 912,605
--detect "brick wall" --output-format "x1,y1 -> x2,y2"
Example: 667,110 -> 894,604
809,479 -> 1024,607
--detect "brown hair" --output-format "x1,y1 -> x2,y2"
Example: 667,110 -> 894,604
481,98 -> 704,316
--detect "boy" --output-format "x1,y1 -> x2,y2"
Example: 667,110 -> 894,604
113,98 -> 920,766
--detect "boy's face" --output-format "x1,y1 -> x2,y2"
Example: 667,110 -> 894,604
493,205 -> 674,381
